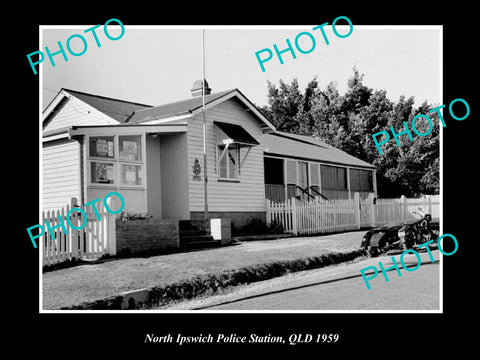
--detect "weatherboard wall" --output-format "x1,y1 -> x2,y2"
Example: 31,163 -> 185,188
187,98 -> 266,215
43,92 -> 120,133
42,138 -> 82,211
160,133 -> 190,220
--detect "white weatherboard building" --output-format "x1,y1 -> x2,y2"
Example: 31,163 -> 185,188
42,80 -> 377,227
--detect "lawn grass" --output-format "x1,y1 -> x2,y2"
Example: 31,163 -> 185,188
42,231 -> 364,310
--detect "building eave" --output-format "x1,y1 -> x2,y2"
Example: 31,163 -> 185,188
68,123 -> 188,137
263,152 -> 376,170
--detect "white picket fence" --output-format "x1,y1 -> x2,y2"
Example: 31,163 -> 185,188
41,198 -> 116,266
266,193 -> 440,236
375,195 -> 440,225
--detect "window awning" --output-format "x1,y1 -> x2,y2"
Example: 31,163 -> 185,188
214,121 -> 259,146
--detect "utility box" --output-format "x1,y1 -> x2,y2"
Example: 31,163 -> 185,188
210,218 -> 232,245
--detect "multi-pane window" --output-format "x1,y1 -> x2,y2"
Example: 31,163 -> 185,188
119,135 -> 142,186
88,135 -> 143,187
89,136 -> 115,184
349,168 -> 373,192
218,144 -> 239,180
321,165 -> 347,190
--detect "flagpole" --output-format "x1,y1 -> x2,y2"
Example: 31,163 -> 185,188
202,29 -> 208,220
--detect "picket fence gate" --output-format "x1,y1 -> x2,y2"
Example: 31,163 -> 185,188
41,197 -> 117,266
266,193 -> 440,236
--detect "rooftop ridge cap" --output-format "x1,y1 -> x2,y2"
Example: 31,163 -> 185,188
62,88 -> 153,108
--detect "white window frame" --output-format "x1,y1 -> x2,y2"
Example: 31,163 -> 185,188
217,143 -> 240,181
89,160 -> 116,186
86,134 -> 146,189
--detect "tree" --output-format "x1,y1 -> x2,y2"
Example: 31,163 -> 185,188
262,79 -> 305,133
261,67 -> 440,197
309,81 -> 342,144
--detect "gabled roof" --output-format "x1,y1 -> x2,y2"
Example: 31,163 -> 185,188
263,131 -> 375,169
42,87 -> 374,169
45,89 -> 153,124
127,89 -> 276,131
127,89 -> 235,123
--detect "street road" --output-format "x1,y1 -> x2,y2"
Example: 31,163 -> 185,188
164,249 -> 441,311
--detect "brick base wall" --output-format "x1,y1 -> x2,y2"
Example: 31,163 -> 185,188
116,219 -> 180,255
190,211 -> 266,228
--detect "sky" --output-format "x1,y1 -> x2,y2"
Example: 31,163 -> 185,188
40,25 -> 441,111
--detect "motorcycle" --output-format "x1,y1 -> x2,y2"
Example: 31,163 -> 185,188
361,207 -> 439,257
398,209 -> 439,250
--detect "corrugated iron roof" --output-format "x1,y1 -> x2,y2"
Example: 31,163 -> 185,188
127,89 -> 236,123
63,89 -> 152,123
58,88 -> 374,169
263,132 -> 375,169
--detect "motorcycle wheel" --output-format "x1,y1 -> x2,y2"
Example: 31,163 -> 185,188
367,247 -> 379,258
430,228 -> 440,241
418,228 -> 438,249
400,229 -> 413,250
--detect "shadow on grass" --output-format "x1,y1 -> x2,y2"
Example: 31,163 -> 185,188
61,248 -> 367,310
42,242 -> 245,273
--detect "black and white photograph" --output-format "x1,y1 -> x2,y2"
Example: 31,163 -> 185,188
15,4 -> 475,354
39,23 -> 444,313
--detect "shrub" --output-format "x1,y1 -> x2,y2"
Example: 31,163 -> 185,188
117,209 -> 152,222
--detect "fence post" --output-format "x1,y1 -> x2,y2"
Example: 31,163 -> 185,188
63,207 -> 69,260
69,197 -> 79,259
427,195 -> 432,215
291,198 -> 298,236
366,193 -> 375,227
400,195 -> 407,222
44,210 -> 50,266
265,199 -> 271,226
105,196 -> 117,255
354,192 -> 360,229
108,212 -> 117,255
40,210 -> 45,267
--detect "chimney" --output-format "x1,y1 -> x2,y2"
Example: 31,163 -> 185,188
191,79 -> 211,97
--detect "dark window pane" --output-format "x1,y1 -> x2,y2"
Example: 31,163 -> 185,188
91,162 -> 114,184
264,157 -> 284,185
119,135 -> 141,161
310,163 -> 319,185
228,148 -> 237,179
120,164 -> 142,185
89,136 -> 114,158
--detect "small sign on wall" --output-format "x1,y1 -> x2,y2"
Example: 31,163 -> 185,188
192,158 -> 201,181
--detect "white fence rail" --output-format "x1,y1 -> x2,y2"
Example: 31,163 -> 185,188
375,195 -> 440,226
41,198 -> 116,266
266,193 -> 440,236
